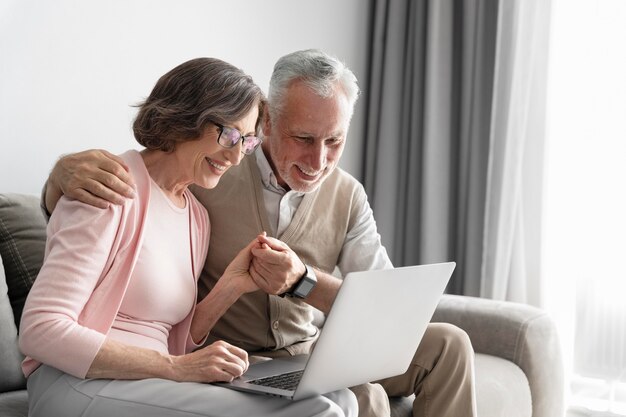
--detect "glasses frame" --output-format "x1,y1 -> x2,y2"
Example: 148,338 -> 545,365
210,120 -> 261,155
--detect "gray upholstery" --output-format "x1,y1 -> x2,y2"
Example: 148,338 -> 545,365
385,293 -> 564,417
0,193 -> 563,417
0,256 -> 26,394
0,193 -> 42,417
432,295 -> 564,417
0,391 -> 27,417
473,354 -> 532,417
0,193 -> 46,328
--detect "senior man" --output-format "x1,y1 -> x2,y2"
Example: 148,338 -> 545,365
43,49 -> 476,417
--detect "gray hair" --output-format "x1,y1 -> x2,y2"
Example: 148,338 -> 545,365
133,57 -> 265,152
268,49 -> 360,121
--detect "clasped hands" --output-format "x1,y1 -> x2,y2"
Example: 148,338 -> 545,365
225,232 -> 306,297
186,234 -> 305,383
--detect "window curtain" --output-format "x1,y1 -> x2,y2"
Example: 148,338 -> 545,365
544,0 -> 626,410
362,0 -> 551,304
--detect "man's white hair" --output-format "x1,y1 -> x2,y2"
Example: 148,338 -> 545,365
268,49 -> 360,122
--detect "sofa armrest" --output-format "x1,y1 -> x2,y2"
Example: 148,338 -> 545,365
432,294 -> 564,417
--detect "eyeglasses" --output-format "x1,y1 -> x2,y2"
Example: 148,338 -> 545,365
211,121 -> 261,155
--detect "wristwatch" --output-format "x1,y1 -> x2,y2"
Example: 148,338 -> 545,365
287,264 -> 317,299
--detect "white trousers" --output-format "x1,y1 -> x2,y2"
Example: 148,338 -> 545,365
27,365 -> 358,417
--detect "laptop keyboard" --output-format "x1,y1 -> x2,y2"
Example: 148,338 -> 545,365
248,370 -> 304,391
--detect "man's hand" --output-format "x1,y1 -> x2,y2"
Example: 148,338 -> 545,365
46,149 -> 136,212
250,234 -> 306,295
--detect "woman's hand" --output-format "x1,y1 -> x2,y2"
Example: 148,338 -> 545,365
221,237 -> 264,295
86,339 -> 248,383
190,237 -> 264,342
171,340 -> 249,383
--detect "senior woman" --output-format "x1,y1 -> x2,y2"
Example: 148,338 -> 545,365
18,58 -> 357,417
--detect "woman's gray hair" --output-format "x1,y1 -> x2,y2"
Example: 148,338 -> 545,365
268,49 -> 360,121
133,57 -> 265,152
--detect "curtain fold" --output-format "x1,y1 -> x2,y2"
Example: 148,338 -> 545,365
362,0 -> 550,304
480,0 -> 550,303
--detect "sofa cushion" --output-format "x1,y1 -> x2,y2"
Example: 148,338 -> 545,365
474,353 -> 532,417
0,193 -> 46,328
0,254 -> 27,392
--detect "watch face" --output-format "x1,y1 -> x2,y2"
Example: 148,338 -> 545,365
296,280 -> 315,296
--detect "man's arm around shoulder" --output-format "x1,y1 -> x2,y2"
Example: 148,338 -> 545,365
43,149 -> 136,214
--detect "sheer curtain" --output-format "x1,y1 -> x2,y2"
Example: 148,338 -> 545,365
544,0 -> 626,414
481,0 -> 551,303
362,0 -> 551,304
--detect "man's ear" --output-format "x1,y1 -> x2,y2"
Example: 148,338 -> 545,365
262,111 -> 272,137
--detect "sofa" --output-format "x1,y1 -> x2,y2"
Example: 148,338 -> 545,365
0,192 -> 564,417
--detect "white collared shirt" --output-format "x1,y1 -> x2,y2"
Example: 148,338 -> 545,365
255,148 -> 393,276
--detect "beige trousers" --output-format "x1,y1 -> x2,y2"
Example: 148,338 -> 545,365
350,323 -> 477,417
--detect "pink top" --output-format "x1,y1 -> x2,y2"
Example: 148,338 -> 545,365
108,178 -> 196,354
19,150 -> 210,378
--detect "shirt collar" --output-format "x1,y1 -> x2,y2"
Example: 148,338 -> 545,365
255,147 -> 285,193
255,147 -> 305,197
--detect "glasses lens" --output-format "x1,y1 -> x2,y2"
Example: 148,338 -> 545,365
216,124 -> 259,154
219,126 -> 242,147
241,136 -> 261,155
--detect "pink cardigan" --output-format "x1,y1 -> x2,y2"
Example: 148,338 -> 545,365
19,150 -> 210,378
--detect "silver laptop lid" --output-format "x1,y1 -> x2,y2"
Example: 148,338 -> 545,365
293,262 -> 455,400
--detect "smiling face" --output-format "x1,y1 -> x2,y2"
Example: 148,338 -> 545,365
177,106 -> 259,190
263,80 -> 351,193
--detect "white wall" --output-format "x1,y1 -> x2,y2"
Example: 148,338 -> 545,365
0,0 -> 369,195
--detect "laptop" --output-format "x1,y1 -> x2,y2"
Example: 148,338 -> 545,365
218,262 -> 455,400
